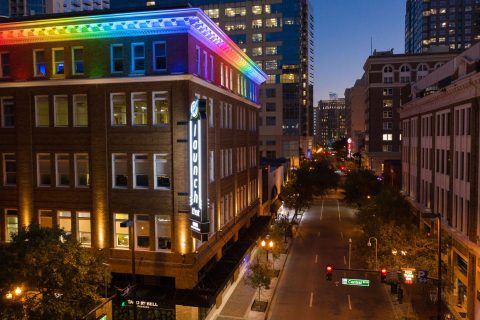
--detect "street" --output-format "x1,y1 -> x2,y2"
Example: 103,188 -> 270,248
268,193 -> 395,320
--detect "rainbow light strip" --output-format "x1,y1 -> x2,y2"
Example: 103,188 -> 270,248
0,8 -> 267,84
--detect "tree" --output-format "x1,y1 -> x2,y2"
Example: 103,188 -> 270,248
245,262 -> 271,301
344,169 -> 382,205
0,224 -> 108,320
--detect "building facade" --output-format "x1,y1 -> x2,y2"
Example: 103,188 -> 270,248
400,43 -> 480,320
316,98 -> 346,147
405,0 -> 480,54
362,50 -> 456,174
0,7 -> 266,291
345,77 -> 366,153
5,0 -> 110,16
110,0 -> 315,161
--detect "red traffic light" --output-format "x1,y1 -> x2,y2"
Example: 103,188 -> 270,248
326,265 -> 333,272
325,264 -> 333,281
380,267 -> 388,282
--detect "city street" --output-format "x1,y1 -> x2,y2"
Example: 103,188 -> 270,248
268,193 -> 395,320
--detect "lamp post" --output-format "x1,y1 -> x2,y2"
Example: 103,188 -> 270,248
422,212 -> 442,320
120,220 -> 137,320
102,262 -> 110,299
261,239 -> 274,263
367,237 -> 378,270
348,238 -> 352,269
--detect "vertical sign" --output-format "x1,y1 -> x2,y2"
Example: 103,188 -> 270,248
189,99 -> 209,241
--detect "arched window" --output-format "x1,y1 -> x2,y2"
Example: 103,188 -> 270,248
383,65 -> 394,84
434,62 -> 444,69
416,63 -> 429,80
399,64 -> 411,84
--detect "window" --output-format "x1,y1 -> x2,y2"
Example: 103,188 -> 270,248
55,154 -> 70,187
54,95 -> 69,127
154,154 -> 170,189
196,46 -> 201,75
252,5 -> 262,14
225,7 -> 246,17
58,211 -> 72,236
74,154 -> 89,188
266,88 -> 276,98
114,213 -> 129,248
383,88 -> 393,96
77,211 -> 91,247
132,93 -> 147,125
155,215 -> 171,250
383,122 -> 393,130
265,46 -> 277,55
0,52 -> 10,77
210,55 -> 214,81
3,154 -> 16,186
252,19 -> 262,28
135,214 -> 150,249
204,8 -> 219,18
383,111 -> 393,118
153,41 -> 167,71
5,209 -> 18,242
382,134 -> 393,141
72,47 -> 84,75
203,51 -> 208,79
252,47 -> 262,56
35,96 -> 50,127
265,18 -> 278,28
33,50 -> 46,77
266,102 -> 276,112
111,44 -> 124,73
131,43 -> 145,73
52,48 -> 65,76
73,95 -> 88,127
266,116 -> 276,126
111,93 -> 126,125
252,33 -> 263,43
153,92 -> 169,125
383,145 -> 393,152
39,210 -> 53,228
113,154 -> 128,188
133,154 -> 149,188
383,65 -> 394,83
383,100 -> 393,107
1,97 -> 15,128
265,60 -> 277,70
209,150 -> 214,182
37,153 -> 51,187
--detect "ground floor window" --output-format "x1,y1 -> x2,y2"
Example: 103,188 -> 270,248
5,209 -> 18,242
39,209 -> 53,228
58,210 -> 72,236
135,214 -> 150,250
77,211 -> 91,247
115,213 -> 130,248
155,215 -> 171,250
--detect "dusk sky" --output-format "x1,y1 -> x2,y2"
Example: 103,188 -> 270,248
314,0 -> 406,101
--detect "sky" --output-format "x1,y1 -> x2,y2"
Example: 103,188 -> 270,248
314,0 -> 406,101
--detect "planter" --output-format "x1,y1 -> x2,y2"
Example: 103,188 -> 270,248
251,300 -> 268,312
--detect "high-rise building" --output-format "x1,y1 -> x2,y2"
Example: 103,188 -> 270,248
109,0 -> 315,161
400,42 -> 480,319
8,0 -> 48,16
405,0 -> 480,54
316,98 -> 346,147
345,77 -> 366,153
0,6 -> 267,311
0,1 -> 9,16
6,0 -> 110,16
362,50 -> 456,174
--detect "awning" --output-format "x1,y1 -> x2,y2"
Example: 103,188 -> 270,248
270,199 -> 283,213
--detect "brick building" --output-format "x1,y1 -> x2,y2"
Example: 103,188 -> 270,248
362,50 -> 456,174
0,6 -> 267,293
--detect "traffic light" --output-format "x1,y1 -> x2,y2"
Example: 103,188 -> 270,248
380,267 -> 388,282
325,264 -> 333,281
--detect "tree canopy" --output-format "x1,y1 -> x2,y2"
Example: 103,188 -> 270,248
0,224 -> 108,320
343,169 -> 382,205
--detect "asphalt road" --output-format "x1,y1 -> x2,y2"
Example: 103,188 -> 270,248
267,193 -> 395,320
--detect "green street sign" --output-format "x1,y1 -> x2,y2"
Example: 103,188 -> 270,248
341,278 -> 370,287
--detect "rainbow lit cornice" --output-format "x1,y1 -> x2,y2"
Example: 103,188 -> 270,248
0,8 -> 267,84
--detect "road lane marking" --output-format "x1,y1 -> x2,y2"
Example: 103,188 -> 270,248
309,292 -> 313,307
348,295 -> 352,310
337,200 -> 341,222
315,254 -> 318,264
320,200 -> 324,220
343,256 -> 346,265
317,231 -> 320,237
340,231 -> 343,239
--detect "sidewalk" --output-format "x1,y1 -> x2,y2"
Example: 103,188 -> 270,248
207,210 -> 296,320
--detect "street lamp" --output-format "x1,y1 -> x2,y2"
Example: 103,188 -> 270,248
260,238 -> 274,263
367,237 -> 378,270
422,212 -> 442,320
120,219 -> 137,320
